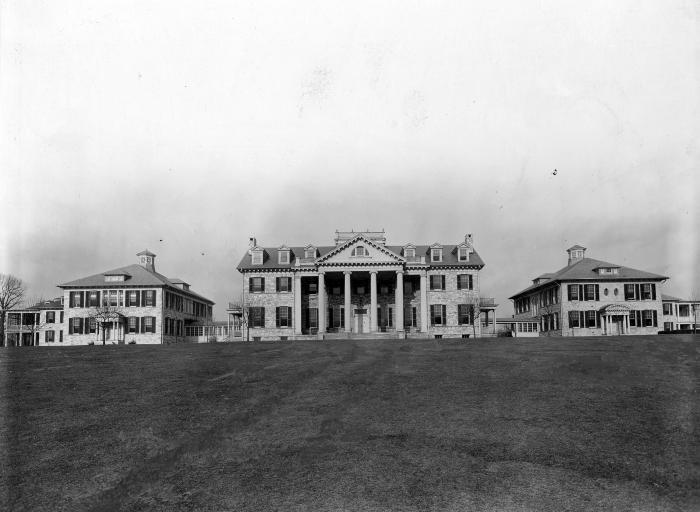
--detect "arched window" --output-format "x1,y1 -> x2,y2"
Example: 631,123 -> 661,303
354,246 -> 367,257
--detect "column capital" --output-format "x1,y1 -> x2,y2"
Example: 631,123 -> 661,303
369,270 -> 378,275
343,270 -> 352,276
396,269 -> 404,275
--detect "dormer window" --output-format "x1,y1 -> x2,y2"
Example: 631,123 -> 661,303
104,275 -> 125,282
405,247 -> 415,258
251,251 -> 263,265
353,246 -> 367,257
304,247 -> 315,259
458,247 -> 469,262
431,248 -> 443,262
278,250 -> 290,264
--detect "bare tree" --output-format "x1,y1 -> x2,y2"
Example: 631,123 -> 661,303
465,295 -> 482,338
88,305 -> 125,345
0,274 -> 26,347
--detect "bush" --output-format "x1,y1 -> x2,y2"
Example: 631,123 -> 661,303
128,340 -> 136,345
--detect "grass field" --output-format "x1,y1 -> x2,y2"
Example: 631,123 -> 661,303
1,335 -> 698,511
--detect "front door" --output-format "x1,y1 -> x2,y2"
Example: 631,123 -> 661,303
354,309 -> 368,333
614,315 -> 623,335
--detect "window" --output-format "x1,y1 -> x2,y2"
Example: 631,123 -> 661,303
353,246 -> 367,257
144,290 -> 155,306
276,277 -> 292,292
430,304 -> 446,326
88,318 -> 97,333
404,306 -> 417,327
70,291 -> 83,308
405,281 -> 413,294
405,247 -> 415,258
276,306 -> 292,328
46,311 -> 55,323
45,330 -> 55,343
128,317 -> 138,333
304,248 -> 315,258
88,291 -> 100,307
604,288 -> 609,296
71,317 -> 82,333
429,275 -> 445,290
679,305 -> 690,317
331,307 -> 345,329
457,274 -> 473,290
250,277 -> 265,293
614,288 -> 619,296
144,316 -> 154,333
278,251 -> 290,264
431,248 -> 442,262
641,284 -> 652,300
105,274 -> 125,282
308,282 -> 318,294
127,291 -> 139,307
568,285 -> 579,301
586,310 -> 597,328
569,311 -> 580,328
664,322 -> 673,331
251,251 -> 263,265
642,310 -> 657,327
663,303 -> 673,315
584,284 -> 597,301
458,304 -> 472,325
624,284 -> 636,300
249,307 -> 265,328
458,247 -> 469,261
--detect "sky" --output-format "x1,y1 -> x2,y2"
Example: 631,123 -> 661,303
1,0 -> 698,318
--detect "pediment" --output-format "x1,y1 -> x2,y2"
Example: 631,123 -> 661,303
317,235 -> 404,265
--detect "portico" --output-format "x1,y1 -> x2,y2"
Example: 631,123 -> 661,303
600,304 -> 631,335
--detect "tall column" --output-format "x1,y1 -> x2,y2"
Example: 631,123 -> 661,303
318,272 -> 326,333
344,271 -> 352,333
395,270 -> 404,332
370,271 -> 378,332
294,274 -> 302,334
420,271 -> 428,332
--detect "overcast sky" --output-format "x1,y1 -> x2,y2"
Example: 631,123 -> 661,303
1,1 -> 698,317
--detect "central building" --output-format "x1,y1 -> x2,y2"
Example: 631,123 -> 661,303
236,230 -> 491,340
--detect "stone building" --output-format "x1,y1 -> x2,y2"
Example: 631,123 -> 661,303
236,230 -> 495,340
57,250 -> 214,345
4,297 -> 65,346
661,294 -> 700,332
510,245 -> 667,336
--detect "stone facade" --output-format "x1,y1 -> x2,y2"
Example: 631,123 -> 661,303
3,298 -> 65,346
237,231 -> 493,341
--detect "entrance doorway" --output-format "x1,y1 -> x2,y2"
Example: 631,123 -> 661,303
354,308 -> 369,333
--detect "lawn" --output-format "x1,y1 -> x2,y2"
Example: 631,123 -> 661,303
1,335 -> 698,511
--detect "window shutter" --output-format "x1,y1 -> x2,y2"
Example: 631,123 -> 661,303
82,317 -> 88,334
635,284 -> 640,300
69,320 -> 73,334
276,277 -> 280,291
134,317 -> 140,334
653,310 -> 657,327
95,291 -> 101,306
567,285 -> 573,301
442,305 -> 447,323
595,285 -> 599,301
134,291 -> 140,307
579,285 -> 584,301
288,307 -> 293,328
80,291 -> 85,307
457,276 -> 462,290
579,311 -> 584,327
441,275 -> 446,290
430,305 -> 435,324
260,307 -> 265,327
276,307 -> 280,327
249,278 -> 253,292
636,310 -> 641,326
469,275 -> 473,290
151,317 -> 156,333
651,284 -> 656,300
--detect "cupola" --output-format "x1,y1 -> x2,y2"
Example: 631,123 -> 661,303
137,250 -> 156,272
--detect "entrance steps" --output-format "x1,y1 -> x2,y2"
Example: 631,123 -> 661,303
323,331 -> 401,340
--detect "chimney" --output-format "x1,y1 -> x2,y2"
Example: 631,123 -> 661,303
137,250 -> 156,272
465,233 -> 473,247
248,237 -> 257,255
566,245 -> 586,266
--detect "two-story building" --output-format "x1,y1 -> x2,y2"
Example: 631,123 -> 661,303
3,298 -> 65,346
510,245 -> 668,336
236,230 -> 495,341
57,250 -> 214,345
662,294 -> 700,332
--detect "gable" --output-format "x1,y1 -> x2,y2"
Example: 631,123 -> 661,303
317,236 -> 404,265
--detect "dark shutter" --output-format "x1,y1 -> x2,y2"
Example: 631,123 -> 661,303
82,318 -> 88,334
568,285 -> 573,301
288,307 -> 294,328
635,284 -> 640,301
651,284 -> 656,300
579,311 -> 585,327
636,310 -> 642,326
276,307 -> 280,327
442,305 -> 447,323
80,291 -> 85,307
249,278 -> 253,292
151,317 -> 156,333
68,320 -> 73,334
457,276 -> 462,290
469,275 -> 473,290
595,285 -> 599,301
579,285 -> 584,301
653,310 -> 657,327
141,290 -> 146,307
135,317 -> 140,334
441,275 -> 446,290
141,317 -> 147,333
276,277 -> 280,291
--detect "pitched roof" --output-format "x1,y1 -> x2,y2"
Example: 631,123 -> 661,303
24,298 -> 63,310
567,245 -> 586,251
510,257 -> 668,299
662,294 -> 683,302
136,249 -> 156,257
236,242 -> 486,270
58,264 -> 214,304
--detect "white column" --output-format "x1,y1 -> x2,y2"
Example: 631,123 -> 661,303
370,271 -> 378,332
344,271 -> 352,333
318,272 -> 326,333
420,271 -> 428,333
294,275 -> 302,334
395,270 -> 404,332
